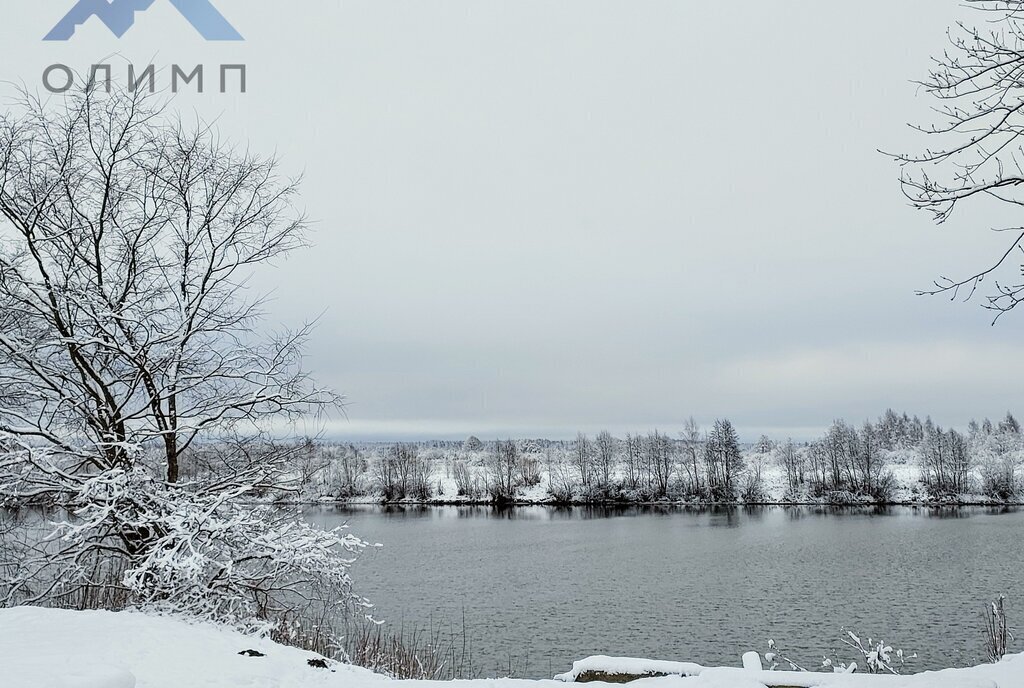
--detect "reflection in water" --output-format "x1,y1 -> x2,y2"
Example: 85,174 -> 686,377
325,502 -> 1022,523
306,504 -> 1024,678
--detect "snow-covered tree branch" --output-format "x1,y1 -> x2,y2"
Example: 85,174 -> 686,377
894,1 -> 1024,319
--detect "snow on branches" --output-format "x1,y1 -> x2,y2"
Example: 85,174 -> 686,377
0,83 -> 364,655
1,445 -> 370,643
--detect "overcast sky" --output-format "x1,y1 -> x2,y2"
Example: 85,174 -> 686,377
3,1 -> 1023,440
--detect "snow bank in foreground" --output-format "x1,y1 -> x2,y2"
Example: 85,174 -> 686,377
0,606 -> 383,688
553,656 -> 706,680
1,607 -> 1022,688
555,654 -> 1024,688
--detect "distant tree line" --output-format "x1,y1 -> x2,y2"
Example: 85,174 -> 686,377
290,410 -> 1024,504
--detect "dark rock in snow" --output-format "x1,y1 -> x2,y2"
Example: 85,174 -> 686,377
575,671 -> 669,683
307,658 -> 330,669
238,649 -> 265,657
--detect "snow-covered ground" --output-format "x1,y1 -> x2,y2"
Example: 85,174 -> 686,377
2,607 -> 1022,688
0,607 -> 384,688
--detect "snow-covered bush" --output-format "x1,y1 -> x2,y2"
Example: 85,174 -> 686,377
0,443 -> 370,658
804,421 -> 896,502
835,630 -> 914,674
978,450 -> 1021,501
326,445 -> 371,498
487,440 -> 520,502
920,427 -> 972,498
969,418 -> 1023,501
518,453 -> 543,488
763,638 -> 809,672
546,450 -> 578,503
453,460 -> 485,498
373,444 -> 433,501
764,631 -> 915,675
985,596 -> 1014,663
739,471 -> 765,503
740,450 -> 768,503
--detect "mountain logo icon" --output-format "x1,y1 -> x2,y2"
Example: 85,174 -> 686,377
45,0 -> 243,41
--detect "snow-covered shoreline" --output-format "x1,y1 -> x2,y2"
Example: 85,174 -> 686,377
2,607 -> 1022,688
282,458 -> 1024,508
288,422 -> 1024,508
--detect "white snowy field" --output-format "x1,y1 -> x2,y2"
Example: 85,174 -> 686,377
2,607 -> 1022,688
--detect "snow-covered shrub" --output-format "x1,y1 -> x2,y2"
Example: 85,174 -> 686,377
867,471 -> 898,503
739,471 -> 765,503
763,638 -> 809,672
1,449 -> 369,650
978,451 -> 1021,501
740,451 -> 768,503
985,596 -> 1014,663
920,427 -> 972,499
326,446 -> 371,498
835,630 -> 914,674
546,451 -> 578,503
487,440 -> 520,502
594,431 -> 619,491
970,423 -> 1023,501
517,453 -> 543,488
805,421 -> 895,502
453,460 -> 485,499
764,631 -> 915,675
374,444 -> 433,501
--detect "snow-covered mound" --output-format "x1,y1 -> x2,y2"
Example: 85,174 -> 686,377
0,606 -> 384,688
1,607 -> 1023,688
556,654 -> 1024,687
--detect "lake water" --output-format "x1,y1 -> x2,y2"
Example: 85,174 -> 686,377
305,505 -> 1024,678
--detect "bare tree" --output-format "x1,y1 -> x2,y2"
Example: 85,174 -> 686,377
572,432 -> 594,489
546,446 -> 576,502
623,433 -> 643,491
330,444 -> 369,498
0,85 -> 361,646
375,444 -> 432,500
452,458 -> 480,498
488,439 -> 519,501
645,430 -> 674,498
680,417 -> 703,495
517,450 -> 542,488
594,430 -> 617,490
0,85 -> 337,487
922,426 -> 972,497
296,436 -> 331,492
776,438 -> 804,493
895,2 -> 1024,319
703,419 -> 742,499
